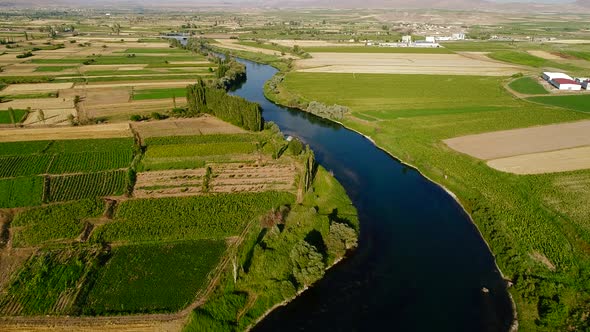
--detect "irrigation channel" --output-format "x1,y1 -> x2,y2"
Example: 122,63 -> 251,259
230,58 -> 514,332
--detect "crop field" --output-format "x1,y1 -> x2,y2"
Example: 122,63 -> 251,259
0,154 -> 53,178
132,87 -> 187,100
488,50 -> 582,72
0,123 -> 132,142
146,142 -> 257,159
295,52 -> 522,76
92,192 -> 295,243
48,170 -> 128,202
48,150 -> 134,174
508,77 -> 548,95
0,246 -> 103,316
527,95 -> 590,113
0,109 -> 27,124
133,117 -> 246,139
82,241 -> 226,315
0,176 -> 43,208
11,199 -> 104,247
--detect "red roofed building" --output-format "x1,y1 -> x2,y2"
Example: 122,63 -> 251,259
550,78 -> 582,91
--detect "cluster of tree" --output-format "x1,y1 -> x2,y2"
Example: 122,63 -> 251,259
306,101 -> 350,120
16,51 -> 34,59
213,56 -> 247,90
185,78 -> 263,131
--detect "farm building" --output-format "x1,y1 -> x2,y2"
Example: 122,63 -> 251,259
582,81 -> 590,90
550,78 -> 582,91
542,72 -> 573,82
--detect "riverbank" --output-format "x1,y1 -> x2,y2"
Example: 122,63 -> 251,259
263,66 -> 590,330
262,74 -> 519,332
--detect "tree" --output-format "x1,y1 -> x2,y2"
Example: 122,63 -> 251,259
7,107 -> 15,126
290,240 -> 325,288
37,110 -> 45,124
111,23 -> 121,35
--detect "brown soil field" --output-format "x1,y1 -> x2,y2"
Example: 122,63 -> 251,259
296,53 -> 522,76
444,120 -> 590,160
133,116 -> 245,139
215,39 -> 291,57
0,98 -> 74,111
0,123 -> 131,142
487,146 -> 590,174
527,50 -> 563,60
0,83 -> 74,94
22,108 -> 76,126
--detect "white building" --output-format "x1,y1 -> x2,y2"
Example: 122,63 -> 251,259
425,36 -> 436,43
401,35 -> 412,43
542,72 -> 573,82
550,78 -> 582,91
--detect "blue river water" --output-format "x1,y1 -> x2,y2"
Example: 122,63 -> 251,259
229,59 -> 513,332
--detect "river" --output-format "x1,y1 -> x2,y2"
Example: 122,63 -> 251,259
229,59 -> 514,332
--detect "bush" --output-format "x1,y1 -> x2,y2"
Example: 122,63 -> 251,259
130,114 -> 145,122
290,240 -> 325,288
16,51 -> 34,59
288,137 -> 304,156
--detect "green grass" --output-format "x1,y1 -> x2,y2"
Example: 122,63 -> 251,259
34,66 -> 77,72
527,95 -> 590,113
508,77 -> 548,95
0,140 -> 51,156
488,51 -> 582,72
0,109 -> 28,124
271,71 -> 590,330
441,41 -> 516,52
0,246 -> 103,316
144,134 -> 258,146
82,241 -> 226,315
92,192 -> 295,244
11,199 -> 104,247
0,176 -> 43,208
132,87 -> 187,100
304,46 -> 453,53
1,92 -> 57,99
281,72 -> 516,119
120,48 -> 191,54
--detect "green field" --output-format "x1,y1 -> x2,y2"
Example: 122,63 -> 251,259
508,77 -> 548,95
488,50 -> 582,72
303,46 -> 453,53
11,199 -> 104,247
270,71 -> 590,330
82,241 -> 226,315
0,154 -> 53,178
527,95 -> 590,113
48,150 -> 133,174
34,66 -> 77,72
0,176 -> 43,208
92,192 -> 295,243
132,87 -> 187,100
0,109 -> 27,124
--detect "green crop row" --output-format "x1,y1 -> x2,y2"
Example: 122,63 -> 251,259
49,170 -> 127,203
92,192 -> 295,243
527,95 -> 590,113
11,199 -> 104,247
508,77 -> 548,95
145,142 -> 256,159
0,176 -> 43,208
0,154 -> 53,178
0,140 -> 51,156
48,150 -> 134,174
144,133 -> 258,146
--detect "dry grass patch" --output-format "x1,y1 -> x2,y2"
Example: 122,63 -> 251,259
0,123 -> 131,142
487,146 -> 590,174
22,109 -> 76,126
0,98 -> 74,111
133,116 -> 245,139
444,120 -> 590,160
296,52 -> 522,76
0,83 -> 73,94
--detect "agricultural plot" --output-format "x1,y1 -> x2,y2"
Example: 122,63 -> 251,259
0,109 -> 27,124
0,123 -> 132,142
132,87 -> 187,100
295,53 -> 522,76
48,170 -> 128,202
133,116 -> 246,139
508,77 -> 548,95
0,246 -> 103,316
527,95 -> 590,113
92,192 -> 295,243
0,154 -> 53,178
302,46 -> 454,54
11,199 -> 104,247
48,150 -> 133,174
0,176 -> 43,208
82,241 -> 226,315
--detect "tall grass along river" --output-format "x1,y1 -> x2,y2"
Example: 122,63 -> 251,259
231,58 -> 514,332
